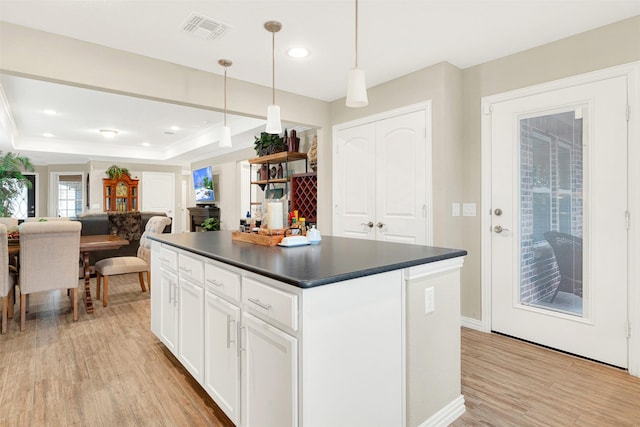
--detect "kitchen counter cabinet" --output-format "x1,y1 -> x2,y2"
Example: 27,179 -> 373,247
150,231 -> 467,427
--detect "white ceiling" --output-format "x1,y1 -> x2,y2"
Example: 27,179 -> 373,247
0,0 -> 638,166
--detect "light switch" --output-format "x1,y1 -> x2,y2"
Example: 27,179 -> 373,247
425,287 -> 435,315
452,203 -> 460,217
463,203 -> 476,217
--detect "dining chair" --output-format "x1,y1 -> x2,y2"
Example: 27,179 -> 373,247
18,221 -> 82,331
1,224 -> 17,334
0,217 -> 19,227
95,216 -> 171,307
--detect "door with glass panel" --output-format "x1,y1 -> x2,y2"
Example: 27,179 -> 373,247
490,75 -> 628,368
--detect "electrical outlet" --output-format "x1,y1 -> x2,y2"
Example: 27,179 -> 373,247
425,287 -> 435,314
452,203 -> 460,217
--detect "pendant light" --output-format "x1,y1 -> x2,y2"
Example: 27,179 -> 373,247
264,21 -> 282,134
218,59 -> 233,148
346,0 -> 368,108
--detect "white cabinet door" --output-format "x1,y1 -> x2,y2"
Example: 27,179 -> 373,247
158,267 -> 179,355
334,107 -> 430,245
204,293 -> 240,424
178,278 -> 204,383
241,312 -> 298,427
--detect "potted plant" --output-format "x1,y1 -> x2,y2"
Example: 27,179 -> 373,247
201,217 -> 220,231
106,164 -> 130,180
254,132 -> 285,156
0,151 -> 34,217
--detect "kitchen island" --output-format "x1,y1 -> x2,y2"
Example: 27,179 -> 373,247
150,231 -> 467,427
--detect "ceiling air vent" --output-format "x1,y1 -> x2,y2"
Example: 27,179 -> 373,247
180,12 -> 232,41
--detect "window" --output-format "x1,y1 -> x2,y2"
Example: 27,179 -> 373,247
52,173 -> 84,217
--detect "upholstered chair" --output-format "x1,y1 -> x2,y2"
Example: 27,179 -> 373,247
24,217 -> 71,222
19,221 -> 82,331
95,216 -> 171,307
1,224 -> 16,334
0,218 -> 19,228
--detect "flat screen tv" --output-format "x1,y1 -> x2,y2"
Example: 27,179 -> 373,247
193,166 -> 215,205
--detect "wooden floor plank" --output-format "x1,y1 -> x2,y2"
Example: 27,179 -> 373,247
1,275 -> 639,426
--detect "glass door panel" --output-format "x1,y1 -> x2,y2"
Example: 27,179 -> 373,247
519,110 -> 583,316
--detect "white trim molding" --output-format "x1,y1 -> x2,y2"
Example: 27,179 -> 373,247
417,395 -> 466,427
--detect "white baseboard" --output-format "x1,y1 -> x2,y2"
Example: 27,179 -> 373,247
461,316 -> 483,331
417,395 -> 466,427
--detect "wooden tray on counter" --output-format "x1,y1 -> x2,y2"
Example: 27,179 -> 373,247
231,231 -> 284,246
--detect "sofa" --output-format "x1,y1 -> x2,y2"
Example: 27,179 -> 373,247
74,212 -> 171,266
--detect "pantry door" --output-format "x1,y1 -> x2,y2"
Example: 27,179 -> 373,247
334,106 -> 431,245
490,75 -> 629,367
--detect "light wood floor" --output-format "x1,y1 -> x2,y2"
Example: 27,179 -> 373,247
1,274 -> 639,426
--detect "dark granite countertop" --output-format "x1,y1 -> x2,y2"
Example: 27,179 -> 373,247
150,231 -> 467,289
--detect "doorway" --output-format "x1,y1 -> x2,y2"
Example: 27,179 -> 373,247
484,73 -> 629,368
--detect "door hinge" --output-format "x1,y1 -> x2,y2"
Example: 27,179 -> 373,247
625,210 -> 631,230
625,321 -> 631,339
482,103 -> 492,116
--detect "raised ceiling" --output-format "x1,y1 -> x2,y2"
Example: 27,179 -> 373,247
0,0 -> 638,166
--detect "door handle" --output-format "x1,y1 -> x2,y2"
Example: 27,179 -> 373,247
361,222 -> 374,228
493,225 -> 510,234
376,222 -> 385,229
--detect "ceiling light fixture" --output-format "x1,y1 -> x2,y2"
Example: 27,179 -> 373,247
100,129 -> 118,138
43,132 -> 54,138
265,20 -> 282,134
346,0 -> 368,108
287,47 -> 309,59
43,109 -> 57,115
218,58 -> 233,148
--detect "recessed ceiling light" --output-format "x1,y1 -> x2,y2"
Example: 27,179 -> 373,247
141,142 -> 151,147
43,132 -> 54,138
287,47 -> 309,58
170,125 -> 181,131
100,129 -> 118,138
43,109 -> 57,115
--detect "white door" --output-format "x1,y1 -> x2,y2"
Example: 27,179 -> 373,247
241,312 -> 298,427
204,293 -> 240,424
490,75 -> 628,367
141,171 -> 175,230
334,108 -> 430,244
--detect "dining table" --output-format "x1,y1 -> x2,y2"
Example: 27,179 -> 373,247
9,234 -> 129,314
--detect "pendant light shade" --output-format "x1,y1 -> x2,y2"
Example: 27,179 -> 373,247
346,68 -> 368,108
346,0 -> 368,108
265,21 -> 282,134
218,59 -> 233,148
220,125 -> 232,148
265,105 -> 282,134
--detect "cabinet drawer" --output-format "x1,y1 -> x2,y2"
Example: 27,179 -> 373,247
158,245 -> 178,271
205,263 -> 241,302
178,253 -> 204,284
243,277 -> 298,331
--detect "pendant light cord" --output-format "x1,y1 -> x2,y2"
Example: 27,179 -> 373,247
224,66 -> 228,126
272,30 -> 276,105
355,0 -> 359,68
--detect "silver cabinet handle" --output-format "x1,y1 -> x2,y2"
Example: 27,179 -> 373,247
376,222 -> 385,229
248,297 -> 272,311
361,221 -> 374,228
226,315 -> 236,349
206,278 -> 224,287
